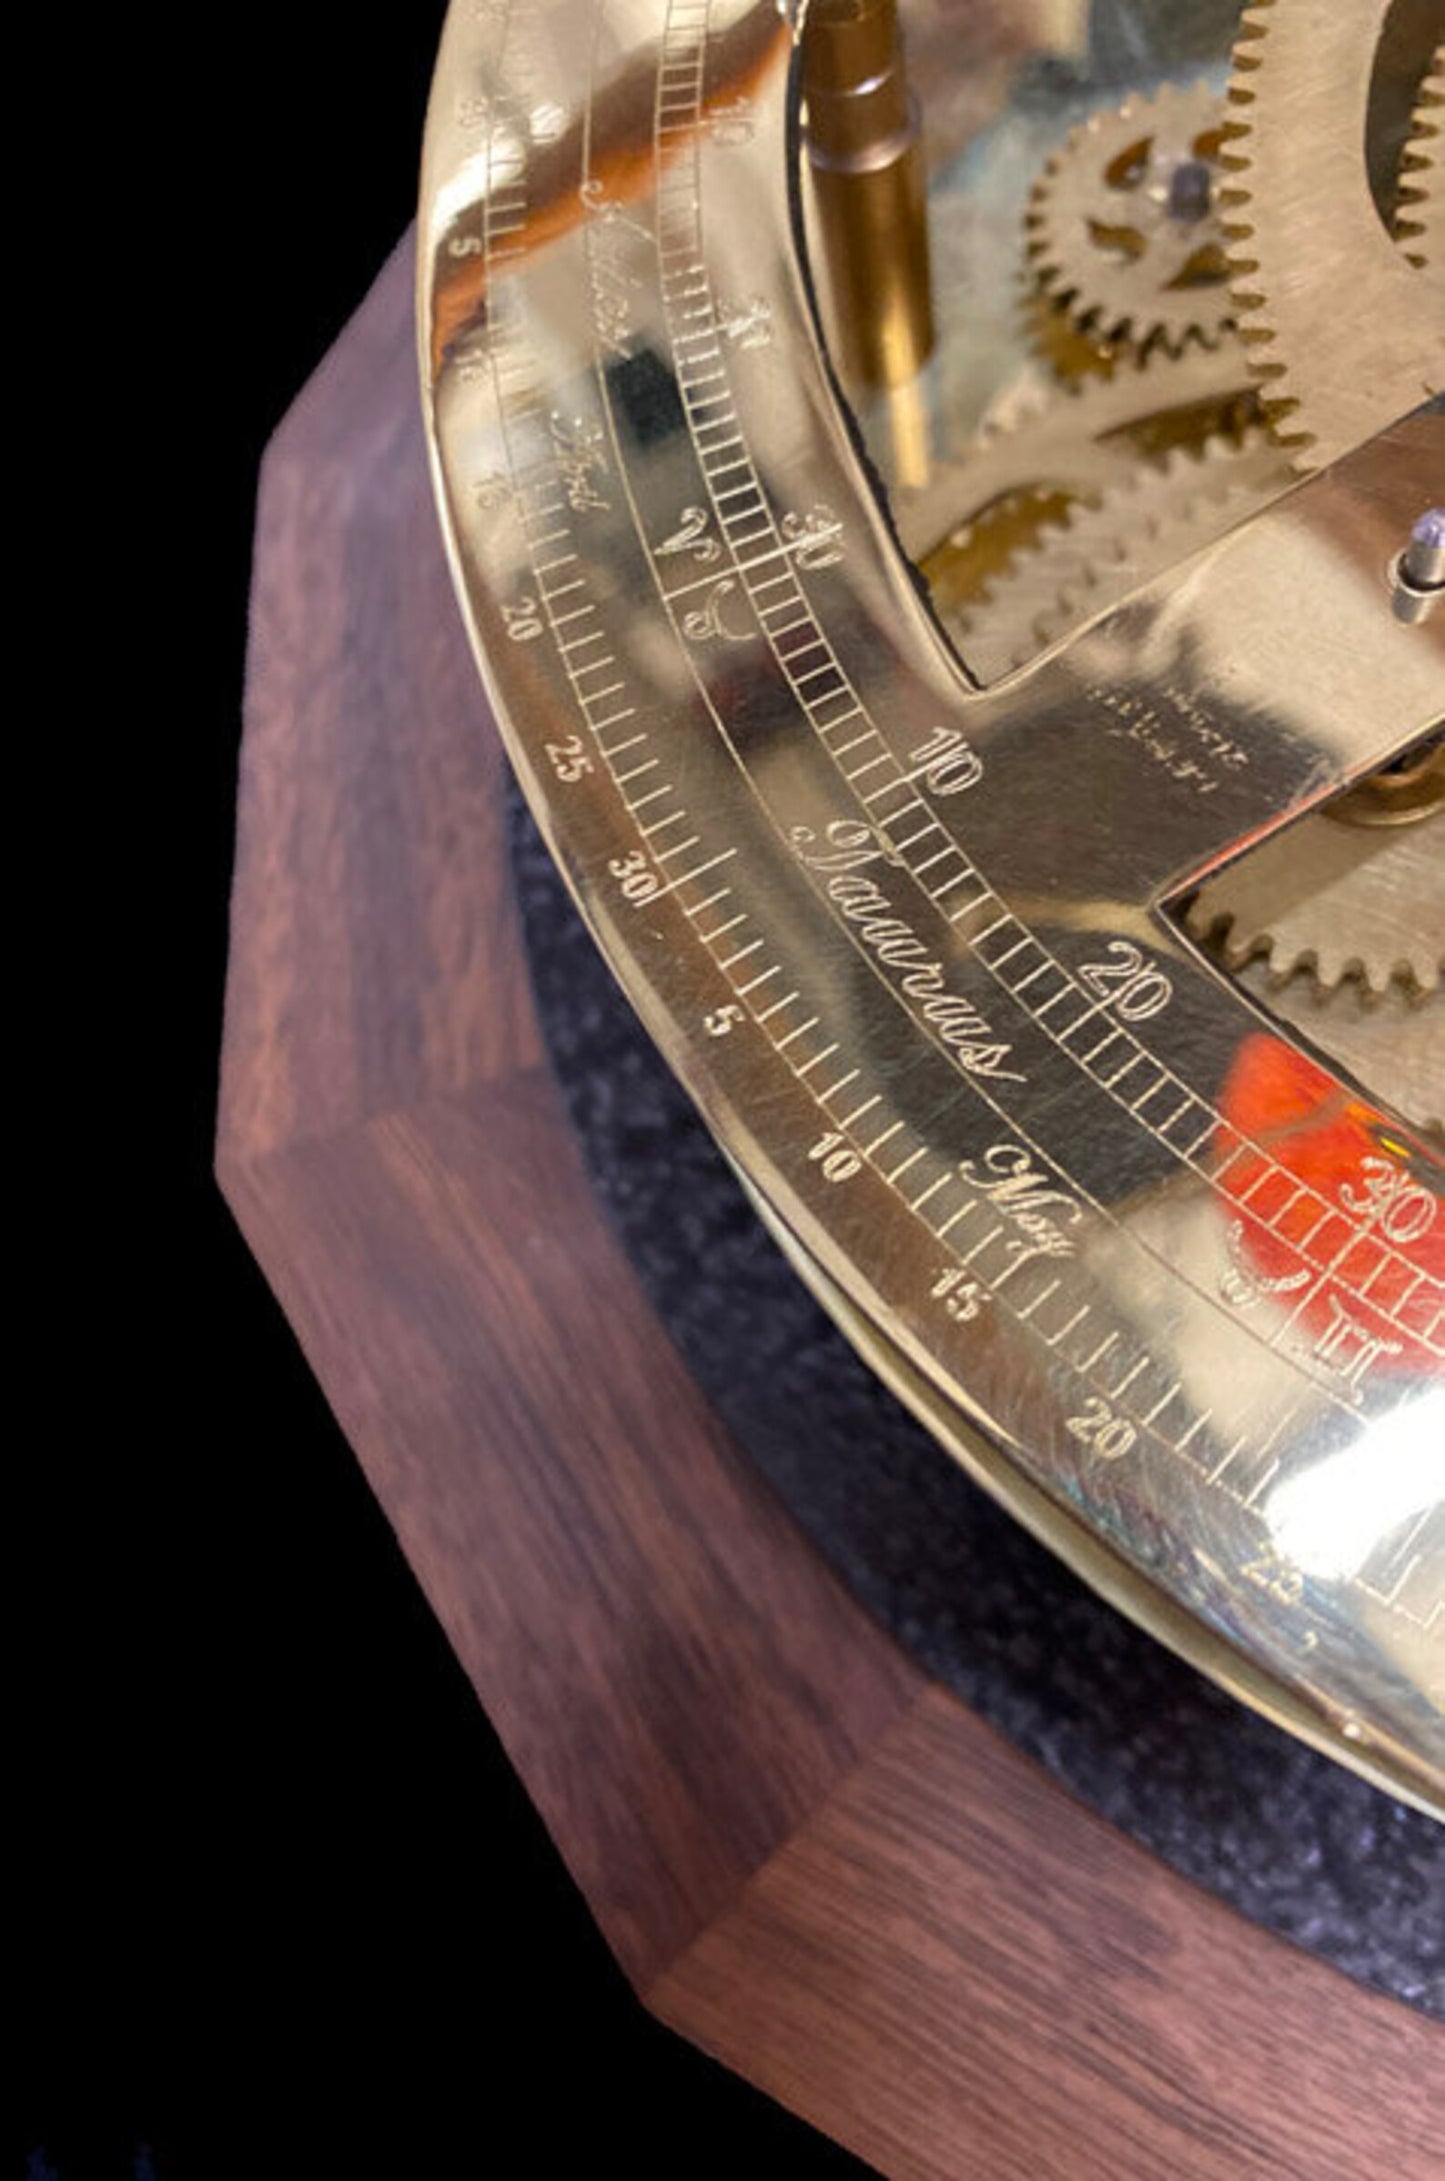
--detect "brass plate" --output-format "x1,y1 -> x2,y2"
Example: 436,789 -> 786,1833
419,0 -> 1445,1814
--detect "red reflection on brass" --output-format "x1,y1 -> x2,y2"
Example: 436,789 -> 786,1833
1215,1034 -> 1444,1382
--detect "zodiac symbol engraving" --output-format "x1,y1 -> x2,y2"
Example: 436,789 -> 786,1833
1307,1293 -> 1403,1402
717,295 -> 772,350
657,506 -> 721,567
781,505 -> 844,570
682,576 -> 753,644
1219,1220 -> 1311,1311
705,96 -> 755,147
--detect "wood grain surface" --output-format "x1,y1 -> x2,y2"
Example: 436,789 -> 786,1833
218,237 -> 1443,2178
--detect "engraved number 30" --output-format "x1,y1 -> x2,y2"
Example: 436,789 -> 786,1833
608,850 -> 661,904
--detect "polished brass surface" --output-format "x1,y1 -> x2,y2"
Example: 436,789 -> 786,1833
420,0 -> 1445,1814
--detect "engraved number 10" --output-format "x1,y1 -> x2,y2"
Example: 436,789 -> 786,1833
809,1131 -> 861,1183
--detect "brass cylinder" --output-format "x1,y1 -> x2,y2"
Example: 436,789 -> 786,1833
802,0 -> 935,388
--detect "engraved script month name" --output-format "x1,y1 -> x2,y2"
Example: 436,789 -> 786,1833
579,178 -> 649,361
955,1141 -> 1082,1270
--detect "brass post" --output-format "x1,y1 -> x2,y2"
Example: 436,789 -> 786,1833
801,0 -> 935,389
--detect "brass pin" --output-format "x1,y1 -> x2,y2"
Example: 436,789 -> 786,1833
802,0 -> 935,390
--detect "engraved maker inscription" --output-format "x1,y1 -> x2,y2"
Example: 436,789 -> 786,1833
1088,682 -> 1250,797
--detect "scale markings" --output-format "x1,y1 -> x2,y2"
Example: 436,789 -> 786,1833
698,911 -> 747,942
1046,1304 -> 1091,1349
862,1119 -> 906,1158
689,884 -> 733,916
961,1223 -> 1006,1267
1109,1356 -> 1150,1402
1140,1382 -> 1181,1427
1014,1278 -> 1061,1321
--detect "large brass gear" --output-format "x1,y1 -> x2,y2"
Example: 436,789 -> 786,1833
1398,46 -> 1444,271
1186,804 -> 1444,998
893,342 -> 1258,586
1227,957 -> 1443,1140
1219,0 -> 1445,470
946,430 -> 1292,679
1023,81 -> 1236,357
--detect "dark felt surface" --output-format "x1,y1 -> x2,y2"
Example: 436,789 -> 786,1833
507,784 -> 1444,2019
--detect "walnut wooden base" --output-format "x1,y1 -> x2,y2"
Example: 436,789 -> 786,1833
218,239 -> 1440,2179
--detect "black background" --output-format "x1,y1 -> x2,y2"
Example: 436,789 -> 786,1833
18,8 -> 870,2173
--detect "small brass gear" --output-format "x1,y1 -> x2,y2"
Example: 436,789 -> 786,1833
1024,81 -> 1235,357
1020,289 -> 1127,384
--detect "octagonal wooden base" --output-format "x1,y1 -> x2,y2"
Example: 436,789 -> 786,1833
217,239 -> 1440,2178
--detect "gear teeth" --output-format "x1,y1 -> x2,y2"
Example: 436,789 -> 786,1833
945,432 -> 1291,679
1220,13 -> 1313,463
1191,923 -> 1444,1136
1397,49 -> 1444,270
1024,82 -> 1236,361
890,345 -> 1256,562
1220,2 -> 1445,472
1187,809 -> 1444,1011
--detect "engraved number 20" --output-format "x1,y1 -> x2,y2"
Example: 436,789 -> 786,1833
1065,1396 -> 1136,1461
1079,939 -> 1172,1022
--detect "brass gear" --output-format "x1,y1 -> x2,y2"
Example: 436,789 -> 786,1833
1019,289 -> 1125,384
1397,47 -> 1444,271
1024,81 -> 1236,357
1227,956 -> 1442,1140
1185,806 -> 1445,999
892,343 -> 1257,566
946,431 -> 1292,681
1219,0 -> 1445,471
